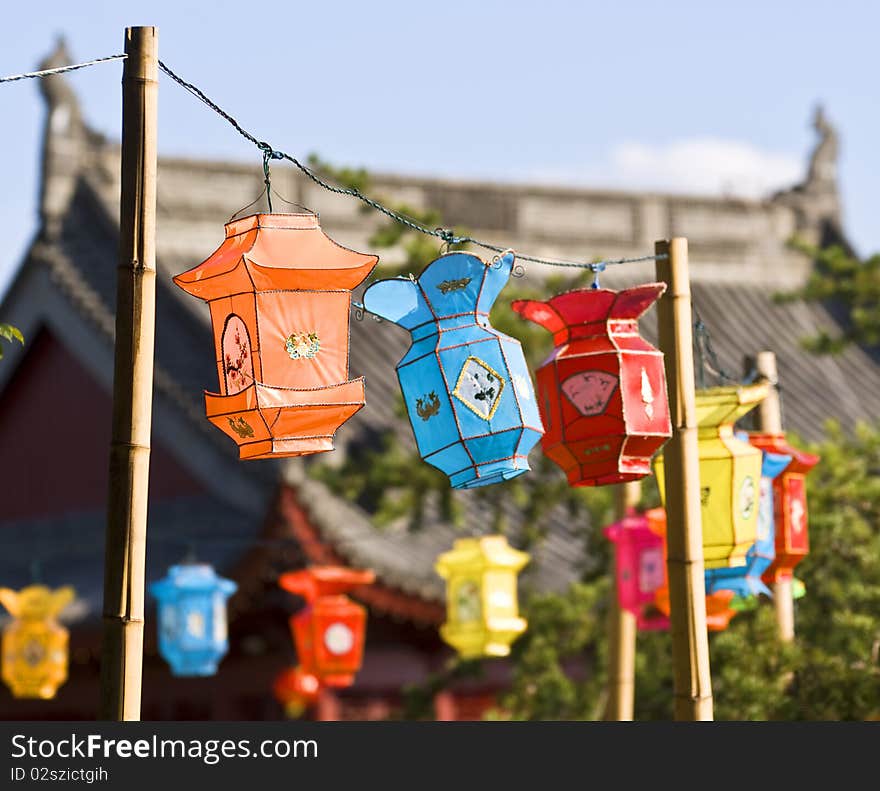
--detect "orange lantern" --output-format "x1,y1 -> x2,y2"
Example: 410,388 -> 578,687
646,508 -> 738,632
278,566 -> 375,687
273,665 -> 322,718
748,433 -> 820,584
173,213 -> 378,459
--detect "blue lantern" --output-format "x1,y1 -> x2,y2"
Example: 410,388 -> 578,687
362,250 -> 543,488
149,564 -> 237,677
704,434 -> 791,598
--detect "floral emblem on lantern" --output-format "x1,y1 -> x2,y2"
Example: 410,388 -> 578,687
284,331 -> 321,360
222,316 -> 253,395
416,391 -> 441,420
454,357 -> 505,420
437,277 -> 472,294
22,639 -> 46,668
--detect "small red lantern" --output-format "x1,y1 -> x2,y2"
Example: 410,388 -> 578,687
273,665 -> 322,718
748,433 -> 820,583
512,285 -> 672,486
278,566 -> 375,687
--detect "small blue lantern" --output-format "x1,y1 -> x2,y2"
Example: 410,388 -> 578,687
149,564 -> 237,677
704,434 -> 791,598
362,250 -> 543,488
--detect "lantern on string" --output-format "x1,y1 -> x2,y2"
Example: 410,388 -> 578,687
646,508 -> 738,632
434,535 -> 529,658
512,284 -> 672,486
603,510 -> 668,630
704,434 -> 792,598
149,563 -> 237,677
748,433 -> 820,585
362,250 -> 543,488
279,566 -> 375,687
173,213 -> 378,458
0,585 -> 75,699
653,383 -> 769,569
273,665 -> 322,719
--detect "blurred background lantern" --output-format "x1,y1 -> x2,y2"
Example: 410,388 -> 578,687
512,284 -> 671,486
434,535 -> 529,658
149,563 -> 237,677
273,665 -> 322,719
748,433 -> 820,585
362,250 -> 543,488
0,584 -> 75,699
603,509 -> 668,630
173,213 -> 378,459
653,383 -> 769,569
704,434 -> 792,598
647,508 -> 738,632
279,566 -> 375,688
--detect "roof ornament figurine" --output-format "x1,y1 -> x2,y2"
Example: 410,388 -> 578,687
512,283 -> 672,486
362,250 -> 543,488
173,212 -> 378,459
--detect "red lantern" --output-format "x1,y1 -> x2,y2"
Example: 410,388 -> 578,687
278,566 -> 375,687
748,433 -> 820,583
512,285 -> 672,486
273,665 -> 322,718
173,213 -> 378,459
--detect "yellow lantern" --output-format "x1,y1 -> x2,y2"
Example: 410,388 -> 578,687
653,383 -> 768,569
0,585 -> 75,699
434,535 -> 529,659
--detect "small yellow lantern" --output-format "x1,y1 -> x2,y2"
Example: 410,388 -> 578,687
434,535 -> 529,659
654,383 -> 768,569
0,585 -> 75,699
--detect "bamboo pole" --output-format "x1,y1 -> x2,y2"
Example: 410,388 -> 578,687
655,238 -> 714,721
751,350 -> 796,641
604,481 -> 641,721
98,26 -> 158,721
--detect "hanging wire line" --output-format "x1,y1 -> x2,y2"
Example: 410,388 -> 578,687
0,53 -> 127,83
693,304 -> 737,387
156,60 -> 666,273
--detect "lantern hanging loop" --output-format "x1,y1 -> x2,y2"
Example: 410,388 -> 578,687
693,304 -> 738,387
589,261 -> 606,289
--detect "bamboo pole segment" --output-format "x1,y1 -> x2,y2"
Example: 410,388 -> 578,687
654,238 -> 714,721
751,350 -> 796,641
604,481 -> 641,721
98,26 -> 159,721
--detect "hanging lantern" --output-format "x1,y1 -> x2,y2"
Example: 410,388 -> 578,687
173,213 -> 378,459
512,284 -> 672,486
653,384 -> 769,569
748,433 -> 820,585
646,508 -> 738,632
362,250 -> 543,488
273,665 -> 322,718
434,535 -> 529,659
279,566 -> 375,687
149,563 -> 237,677
704,435 -> 792,598
603,509 -> 668,630
0,585 -> 75,699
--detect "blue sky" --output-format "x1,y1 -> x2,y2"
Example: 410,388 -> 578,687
1,1 -> 877,299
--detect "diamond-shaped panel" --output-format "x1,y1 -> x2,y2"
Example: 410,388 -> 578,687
453,356 -> 505,420
561,371 -> 618,417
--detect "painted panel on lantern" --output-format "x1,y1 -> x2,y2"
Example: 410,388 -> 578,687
785,477 -> 809,553
483,570 -> 518,619
255,291 -> 349,387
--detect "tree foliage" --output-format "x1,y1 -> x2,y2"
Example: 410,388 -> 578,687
0,323 -> 23,360
776,239 -> 880,353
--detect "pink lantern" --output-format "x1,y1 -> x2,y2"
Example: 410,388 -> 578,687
604,509 -> 669,631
